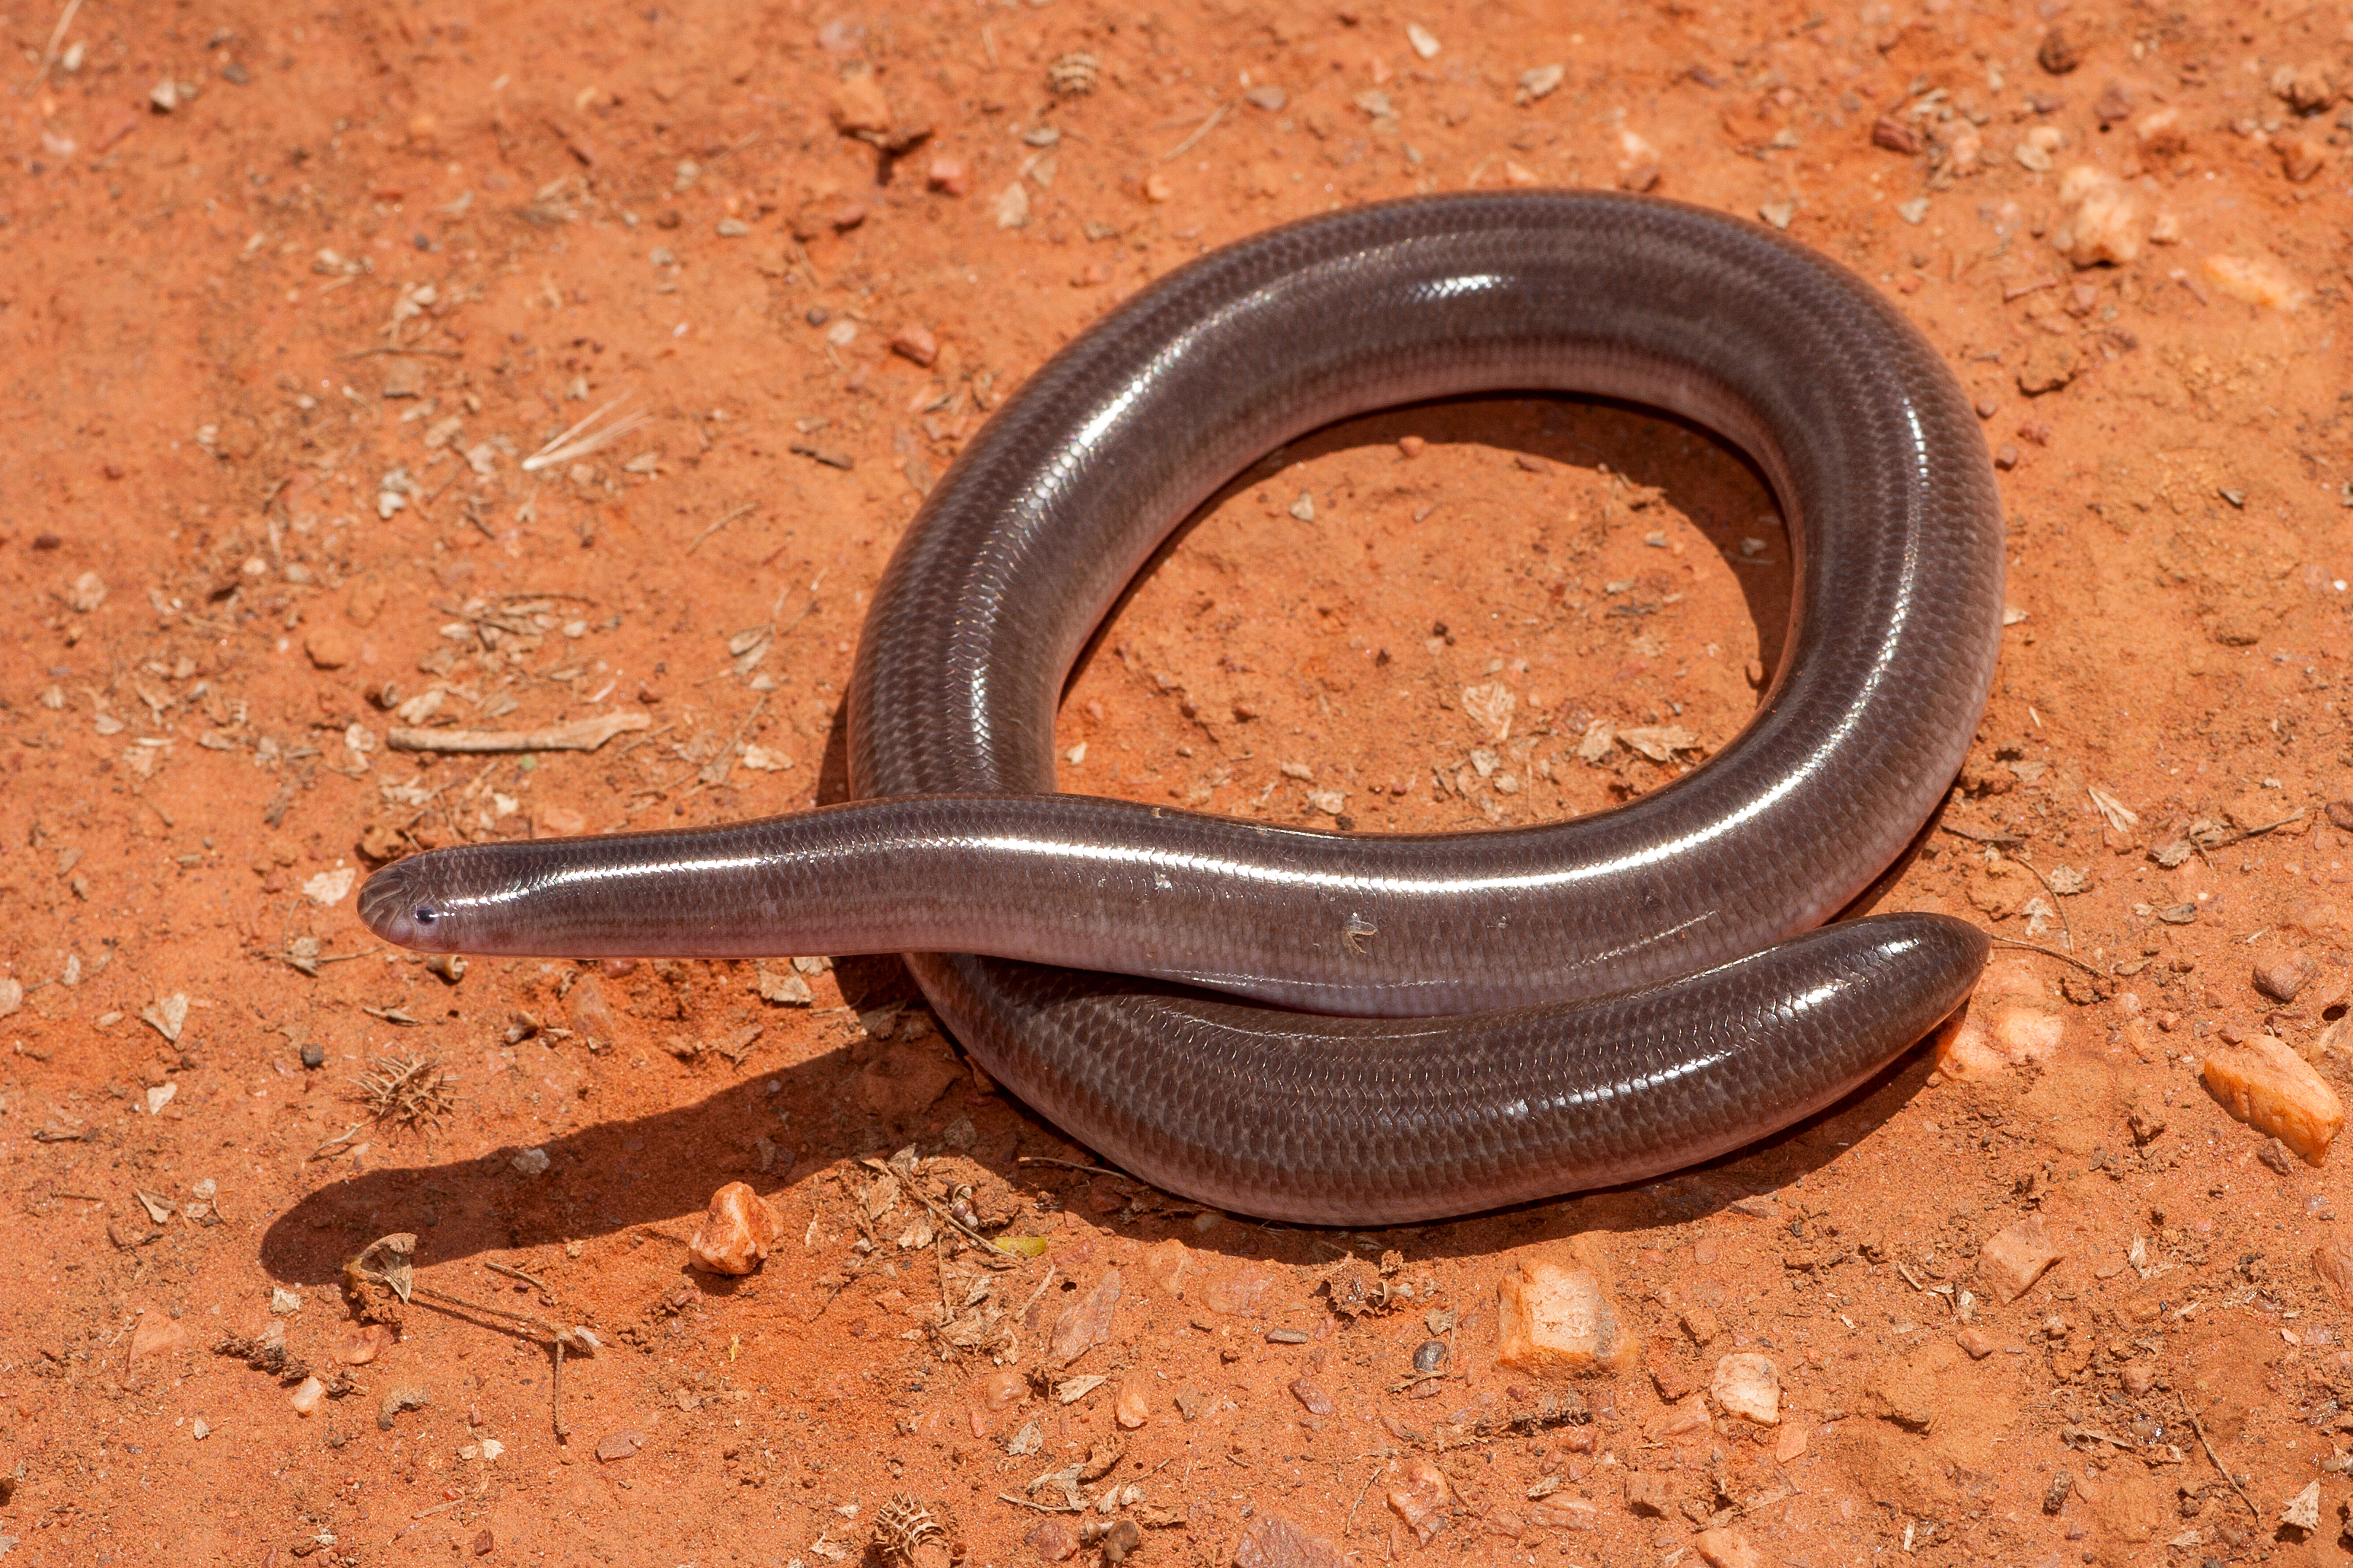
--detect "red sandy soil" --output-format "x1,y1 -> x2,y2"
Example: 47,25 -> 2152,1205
4,0 -> 2353,1564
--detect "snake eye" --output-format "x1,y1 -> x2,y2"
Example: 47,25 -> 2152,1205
413,904 -> 439,926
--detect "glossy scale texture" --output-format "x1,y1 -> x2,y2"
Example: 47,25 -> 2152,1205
361,192 -> 2003,1224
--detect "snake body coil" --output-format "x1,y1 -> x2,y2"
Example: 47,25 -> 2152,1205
361,193 -> 2003,1224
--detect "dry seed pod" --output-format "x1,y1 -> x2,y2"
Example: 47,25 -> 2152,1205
1047,52 -> 1099,96
872,1493 -> 955,1566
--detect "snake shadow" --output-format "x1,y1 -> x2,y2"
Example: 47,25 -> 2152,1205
250,987 -> 1957,1287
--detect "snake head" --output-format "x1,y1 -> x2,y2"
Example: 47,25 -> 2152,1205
358,854 -> 467,953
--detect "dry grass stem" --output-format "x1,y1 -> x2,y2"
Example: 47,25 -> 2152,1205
520,393 -> 653,473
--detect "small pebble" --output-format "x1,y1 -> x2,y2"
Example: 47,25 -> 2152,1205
2203,1036 -> 2344,1165
1695,1526 -> 1763,1568
890,324 -> 939,367
1114,1375 -> 1151,1430
926,155 -> 969,196
1494,1250 -> 1637,1376
1243,85 -> 1288,111
1872,115 -> 1922,155
303,624 -> 356,670
1412,1338 -> 1449,1374
337,1324 -> 398,1365
689,1181 -> 784,1274
1265,1328 -> 1309,1344
979,1367 -> 1028,1412
1288,1376 -> 1334,1416
1025,1518 -> 1078,1562
1710,1352 -> 1779,1425
1978,1215 -> 2061,1303
1385,1456 -> 1452,1544
2253,951 -> 2319,1003
299,1041 -> 324,1070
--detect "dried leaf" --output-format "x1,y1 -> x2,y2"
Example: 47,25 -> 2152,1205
2086,785 -> 2139,832
1617,724 -> 1699,763
345,1231 -> 418,1304
142,993 -> 189,1044
1054,1374 -> 1108,1404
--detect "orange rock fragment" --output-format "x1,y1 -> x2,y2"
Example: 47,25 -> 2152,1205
2202,1035 -> 2344,1165
130,1312 -> 188,1360
1695,1526 -> 1763,1568
829,74 -> 892,138
336,1323 -> 399,1364
1494,1244 -> 1639,1380
688,1181 -> 784,1275
1977,1214 -> 2061,1304
1384,1456 -> 1452,1544
2315,1239 -> 2353,1308
1934,1000 -> 2062,1082
1710,1352 -> 1780,1425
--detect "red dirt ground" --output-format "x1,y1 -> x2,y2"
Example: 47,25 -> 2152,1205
4,0 -> 2353,1564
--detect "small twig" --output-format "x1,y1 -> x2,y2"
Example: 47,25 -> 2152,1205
2008,852 -> 2076,951
520,392 -> 651,474
552,1334 -> 569,1440
1987,936 -> 2105,979
486,1260 -> 550,1293
421,462 -> 469,511
859,1156 -> 1015,1262
791,238 -> 824,291
1342,1462 -> 1385,1537
2180,1398 -> 2259,1520
806,1255 -> 869,1321
1162,101 -> 1229,162
686,502 -> 758,555
700,128 -> 766,166
338,345 -> 465,361
2193,808 -> 2308,852
997,1493 -> 1069,1514
1017,1156 -> 1132,1180
1938,823 -> 2026,847
33,0 -> 84,86
1015,1266 -> 1060,1322
308,1122 -> 367,1161
387,712 -> 651,754
410,1282 -> 555,1336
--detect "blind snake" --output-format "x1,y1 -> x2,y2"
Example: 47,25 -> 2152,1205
361,192 -> 2004,1225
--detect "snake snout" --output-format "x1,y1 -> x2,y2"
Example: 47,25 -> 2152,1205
358,858 -> 457,952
